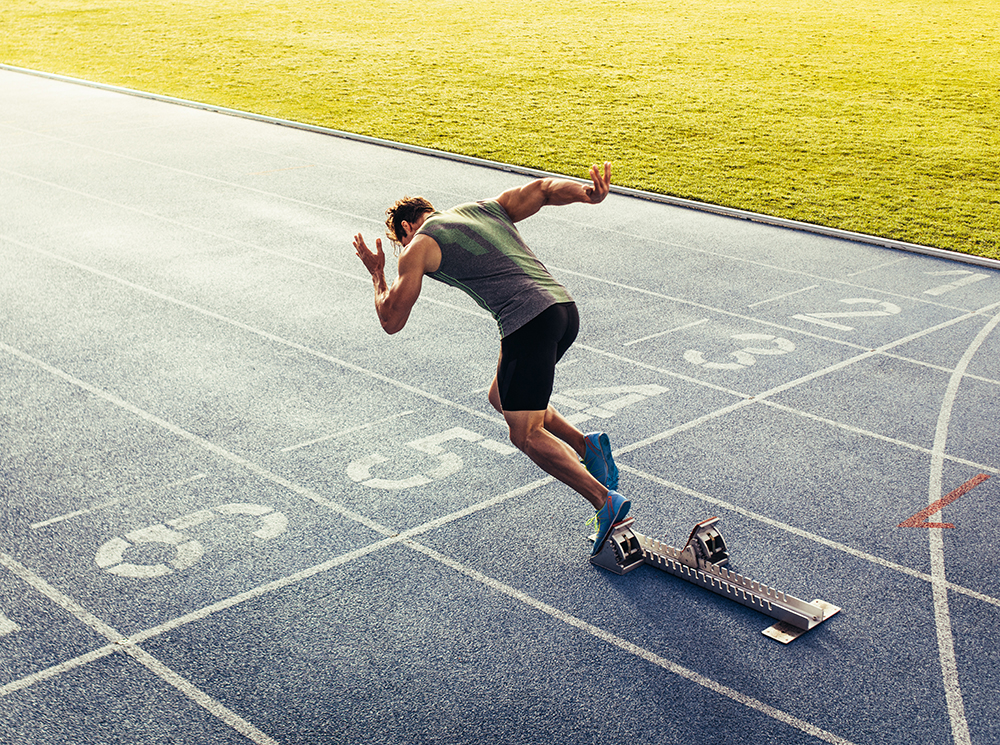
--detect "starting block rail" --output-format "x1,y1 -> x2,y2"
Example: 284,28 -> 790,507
590,517 -> 840,643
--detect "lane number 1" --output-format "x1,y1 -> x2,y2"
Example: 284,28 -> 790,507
923,270 -> 988,296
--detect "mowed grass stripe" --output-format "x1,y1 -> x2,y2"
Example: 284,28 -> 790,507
1,0 -> 996,259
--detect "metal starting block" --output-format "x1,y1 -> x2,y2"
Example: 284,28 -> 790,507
589,516 -> 840,643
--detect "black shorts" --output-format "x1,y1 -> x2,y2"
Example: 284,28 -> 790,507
496,302 -> 579,412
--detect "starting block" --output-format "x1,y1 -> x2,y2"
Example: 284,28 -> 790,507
590,516 -> 840,643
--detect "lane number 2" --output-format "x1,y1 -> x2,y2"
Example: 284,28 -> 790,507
792,298 -> 901,331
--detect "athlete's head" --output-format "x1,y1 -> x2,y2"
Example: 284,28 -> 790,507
385,196 -> 435,248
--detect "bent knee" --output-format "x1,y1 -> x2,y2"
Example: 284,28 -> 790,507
507,421 -> 546,455
507,427 -> 528,452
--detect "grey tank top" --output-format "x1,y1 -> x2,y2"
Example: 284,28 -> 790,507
418,200 -> 573,338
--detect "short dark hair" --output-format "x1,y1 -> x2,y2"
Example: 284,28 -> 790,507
385,196 -> 435,244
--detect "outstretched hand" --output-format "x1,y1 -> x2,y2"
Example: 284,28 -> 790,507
353,232 -> 385,280
582,161 -> 612,204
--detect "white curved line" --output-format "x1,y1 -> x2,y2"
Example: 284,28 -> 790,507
927,308 -> 1000,745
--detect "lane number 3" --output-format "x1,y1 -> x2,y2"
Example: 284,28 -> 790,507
685,333 -> 795,370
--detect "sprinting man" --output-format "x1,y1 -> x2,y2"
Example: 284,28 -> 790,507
352,162 -> 629,556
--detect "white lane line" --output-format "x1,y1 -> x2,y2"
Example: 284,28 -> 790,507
126,476 -> 553,646
0,553 -> 279,744
30,499 -> 121,531
2,121 -> 994,314
405,540 -> 860,745
0,176 -> 489,327
923,307 -> 1000,745
623,318 -> 709,346
845,258 -> 908,277
0,644 -> 120,697
3,330 -> 996,745
0,551 -> 124,642
750,300 -> 1000,402
760,401 -> 998,476
280,411 -> 417,453
2,235 -> 503,430
573,342 -> 749,399
881,350 -> 1000,388
0,340 -> 393,539
622,463 -> 1000,608
4,476 -> 554,696
747,284 -> 820,308
0,612 -> 20,636
30,474 -> 208,530
121,644 -> 281,745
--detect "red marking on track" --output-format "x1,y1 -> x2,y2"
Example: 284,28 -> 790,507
899,474 -> 991,528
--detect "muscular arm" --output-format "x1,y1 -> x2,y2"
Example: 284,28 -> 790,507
352,233 -> 441,334
496,161 -> 611,223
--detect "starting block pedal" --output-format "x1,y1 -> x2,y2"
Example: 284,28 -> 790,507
589,516 -> 840,643
679,516 -> 729,568
588,518 -> 645,575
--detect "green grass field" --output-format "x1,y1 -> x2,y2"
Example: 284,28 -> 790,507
2,0 -> 998,259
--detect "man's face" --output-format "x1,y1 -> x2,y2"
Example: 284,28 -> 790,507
399,213 -> 430,247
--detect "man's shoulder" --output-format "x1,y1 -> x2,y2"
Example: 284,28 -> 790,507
474,199 -> 512,221
399,233 -> 442,274
433,200 -> 508,219
421,201 -> 506,231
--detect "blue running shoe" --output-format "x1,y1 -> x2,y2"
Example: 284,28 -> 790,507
582,432 -> 619,490
588,490 -> 631,556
